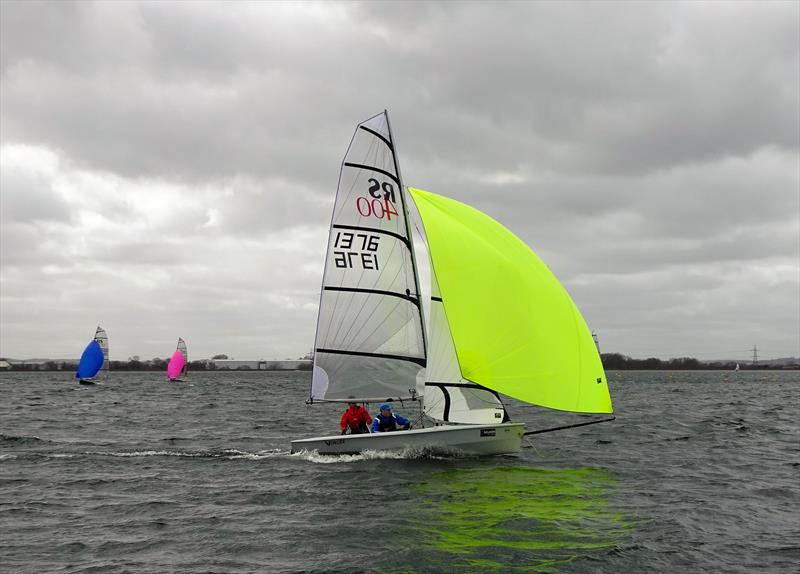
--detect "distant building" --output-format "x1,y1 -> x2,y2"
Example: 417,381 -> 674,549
212,359 -> 312,370
0,360 -> 10,370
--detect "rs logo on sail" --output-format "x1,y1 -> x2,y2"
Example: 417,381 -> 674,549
355,178 -> 399,220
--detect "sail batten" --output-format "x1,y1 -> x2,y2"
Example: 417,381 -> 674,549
409,187 -> 613,415
359,125 -> 393,149
323,286 -> 420,307
343,162 -> 401,185
315,347 -> 426,366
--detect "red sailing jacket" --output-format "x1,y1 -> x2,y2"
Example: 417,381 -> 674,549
340,405 -> 373,433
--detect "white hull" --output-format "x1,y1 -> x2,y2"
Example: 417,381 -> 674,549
290,422 -> 525,455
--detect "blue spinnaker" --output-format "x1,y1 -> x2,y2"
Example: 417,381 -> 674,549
76,340 -> 104,380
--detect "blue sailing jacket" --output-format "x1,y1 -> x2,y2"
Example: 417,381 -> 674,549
371,412 -> 411,433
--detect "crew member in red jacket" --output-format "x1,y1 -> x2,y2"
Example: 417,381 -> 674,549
340,401 -> 372,435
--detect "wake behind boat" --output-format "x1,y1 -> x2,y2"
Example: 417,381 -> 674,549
75,326 -> 109,385
290,111 -> 613,456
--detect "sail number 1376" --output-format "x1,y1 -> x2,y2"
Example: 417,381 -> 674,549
333,231 -> 380,270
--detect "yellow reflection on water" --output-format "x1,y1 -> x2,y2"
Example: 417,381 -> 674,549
411,466 -> 629,573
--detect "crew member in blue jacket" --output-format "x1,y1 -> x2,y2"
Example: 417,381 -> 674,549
371,403 -> 411,433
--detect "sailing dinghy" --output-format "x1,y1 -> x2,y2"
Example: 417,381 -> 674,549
167,338 -> 188,382
290,111 -> 613,456
75,326 -> 109,385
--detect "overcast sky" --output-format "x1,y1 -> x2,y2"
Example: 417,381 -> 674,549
1,0 -> 798,362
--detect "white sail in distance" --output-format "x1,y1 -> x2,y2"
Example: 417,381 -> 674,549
95,326 -> 109,383
177,337 -> 188,378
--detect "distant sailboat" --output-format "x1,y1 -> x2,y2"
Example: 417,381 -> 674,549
734,363 -> 740,371
75,326 -> 109,385
167,338 -> 188,382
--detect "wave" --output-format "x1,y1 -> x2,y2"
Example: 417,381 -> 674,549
94,448 -> 290,459
0,433 -> 49,445
291,445 -> 476,464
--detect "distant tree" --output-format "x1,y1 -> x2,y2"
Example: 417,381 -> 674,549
666,357 -> 701,370
188,360 -> 210,371
212,354 -> 229,360
600,353 -> 629,369
148,357 -> 167,370
641,357 -> 661,369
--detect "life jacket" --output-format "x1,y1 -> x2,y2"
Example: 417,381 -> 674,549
343,407 -> 370,433
376,413 -> 398,432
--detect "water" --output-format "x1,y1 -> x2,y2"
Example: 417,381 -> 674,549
1,370 -> 798,573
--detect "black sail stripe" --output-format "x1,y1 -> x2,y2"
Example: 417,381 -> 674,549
425,381 -> 492,390
431,296 -> 443,302
323,286 -> 420,308
316,348 -> 426,367
425,381 -> 503,400
332,224 -> 411,251
359,125 -> 393,151
343,162 -> 400,186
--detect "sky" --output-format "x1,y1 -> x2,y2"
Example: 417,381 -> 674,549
1,0 -> 798,362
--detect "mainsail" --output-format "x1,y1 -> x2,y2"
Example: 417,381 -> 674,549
310,111 -> 426,402
409,187 -> 612,414
95,326 -> 109,382
178,337 -> 188,377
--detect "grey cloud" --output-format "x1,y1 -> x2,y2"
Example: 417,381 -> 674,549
1,1 -> 797,360
0,163 -> 72,225
2,1 -> 795,184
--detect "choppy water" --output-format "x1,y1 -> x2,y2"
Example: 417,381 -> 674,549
1,370 -> 798,573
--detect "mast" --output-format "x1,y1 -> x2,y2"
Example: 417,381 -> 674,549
385,109 -> 428,357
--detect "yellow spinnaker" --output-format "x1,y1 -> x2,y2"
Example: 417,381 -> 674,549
409,187 -> 612,414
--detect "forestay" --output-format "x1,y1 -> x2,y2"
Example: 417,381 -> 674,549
310,112 -> 426,402
409,187 -> 612,414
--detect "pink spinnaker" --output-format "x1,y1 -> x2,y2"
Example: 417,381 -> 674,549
167,350 -> 185,380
